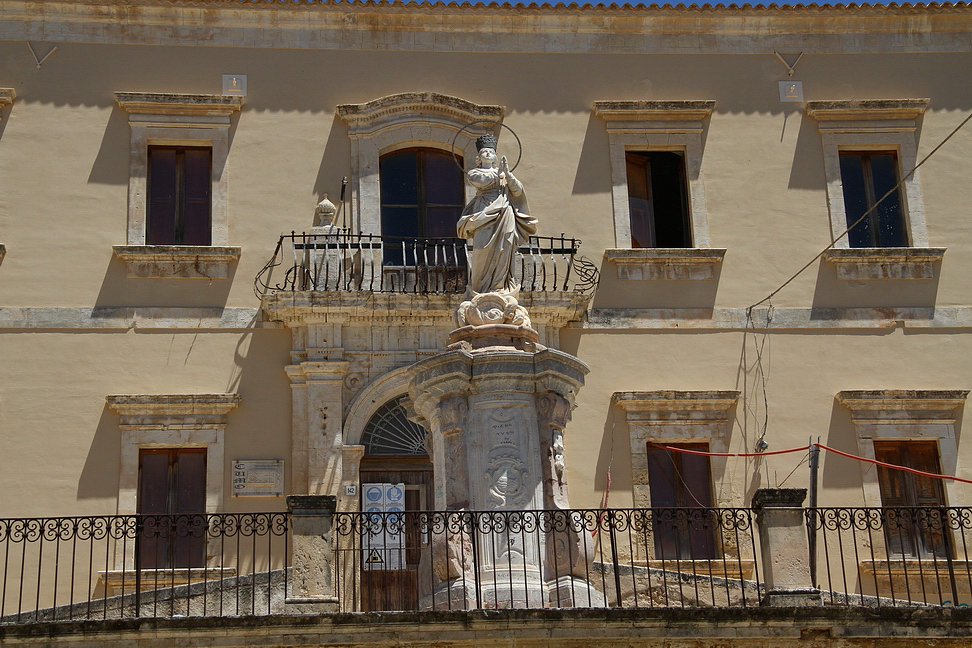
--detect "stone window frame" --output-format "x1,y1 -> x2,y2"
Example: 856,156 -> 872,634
113,93 -> 243,279
613,390 -> 739,511
593,101 -> 725,281
806,99 -> 946,280
336,92 -> 504,237
837,390 -> 968,513
106,393 -> 240,517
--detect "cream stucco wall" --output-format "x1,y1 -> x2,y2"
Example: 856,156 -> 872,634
0,1 -> 970,518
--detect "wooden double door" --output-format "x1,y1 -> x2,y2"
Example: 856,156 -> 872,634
359,455 -> 433,612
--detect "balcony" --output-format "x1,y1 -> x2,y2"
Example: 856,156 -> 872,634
254,233 -> 599,332
5,503 -> 972,626
254,233 -> 598,298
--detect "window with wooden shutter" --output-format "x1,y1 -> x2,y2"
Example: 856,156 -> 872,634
626,151 -> 692,249
874,440 -> 948,558
379,147 -> 465,266
137,448 -> 207,569
147,146 -> 212,246
646,443 -> 717,560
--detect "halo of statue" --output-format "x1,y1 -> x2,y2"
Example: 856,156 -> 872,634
450,119 -> 522,173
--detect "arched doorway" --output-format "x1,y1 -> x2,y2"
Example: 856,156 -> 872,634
358,394 -> 433,611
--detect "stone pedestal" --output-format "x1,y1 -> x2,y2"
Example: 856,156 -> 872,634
752,488 -> 821,607
286,495 -> 339,613
408,324 -> 604,609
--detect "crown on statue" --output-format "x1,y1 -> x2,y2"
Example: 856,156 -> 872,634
476,133 -> 498,151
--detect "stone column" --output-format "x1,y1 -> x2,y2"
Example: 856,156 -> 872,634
752,488 -> 821,606
409,345 -> 603,609
286,495 -> 339,613
286,361 -> 349,495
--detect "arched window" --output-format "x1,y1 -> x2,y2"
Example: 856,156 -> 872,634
360,395 -> 428,455
379,148 -> 465,266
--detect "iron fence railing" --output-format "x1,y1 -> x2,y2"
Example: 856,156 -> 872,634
0,513 -> 288,623
333,508 -> 761,612
254,232 -> 598,298
809,506 -> 972,607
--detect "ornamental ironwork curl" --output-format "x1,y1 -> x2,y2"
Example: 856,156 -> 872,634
0,513 -> 288,545
805,507 -> 972,533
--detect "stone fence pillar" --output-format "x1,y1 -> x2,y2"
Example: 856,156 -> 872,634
286,495 -> 339,613
752,488 -> 821,607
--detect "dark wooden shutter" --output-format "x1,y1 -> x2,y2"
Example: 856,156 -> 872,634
646,443 -> 717,560
182,148 -> 212,246
138,449 -> 207,569
874,441 -> 947,558
147,148 -> 178,245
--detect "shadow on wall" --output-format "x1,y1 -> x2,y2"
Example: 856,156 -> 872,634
87,105 -> 129,186
787,110 -> 826,191
594,401 -> 632,509
590,255 -> 722,311
312,113 -> 353,220
221,326 -> 293,512
92,255 -> 237,310
571,112 -> 612,196
810,259 -> 941,311
77,405 -> 122,502
820,399 -> 865,502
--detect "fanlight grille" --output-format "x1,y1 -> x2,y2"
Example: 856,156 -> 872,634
360,395 -> 428,455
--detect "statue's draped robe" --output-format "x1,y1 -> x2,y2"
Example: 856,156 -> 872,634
457,167 -> 538,295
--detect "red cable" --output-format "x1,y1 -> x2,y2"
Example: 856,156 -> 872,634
813,442 -> 972,486
645,441 -> 972,485
646,441 -> 810,458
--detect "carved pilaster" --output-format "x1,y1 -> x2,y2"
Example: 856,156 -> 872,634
287,361 -> 350,496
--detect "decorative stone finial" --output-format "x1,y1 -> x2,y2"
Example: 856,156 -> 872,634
314,193 -> 337,227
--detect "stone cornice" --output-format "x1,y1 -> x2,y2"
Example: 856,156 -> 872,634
823,247 -> 945,280
604,248 -> 726,281
106,394 -> 241,425
0,88 -> 14,110
806,99 -> 929,125
115,92 -> 244,117
837,389 -> 969,416
613,390 -> 740,420
337,92 -> 504,137
593,100 -> 715,125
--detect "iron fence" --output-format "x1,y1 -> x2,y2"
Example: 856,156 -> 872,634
333,507 -> 761,612
254,232 -> 598,298
0,513 -> 288,623
809,506 -> 972,607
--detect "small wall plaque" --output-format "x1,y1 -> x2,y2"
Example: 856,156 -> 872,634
779,81 -> 804,103
232,460 -> 283,497
222,74 -> 247,96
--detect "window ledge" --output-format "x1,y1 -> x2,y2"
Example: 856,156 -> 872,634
604,248 -> 726,280
823,247 -> 945,280
112,245 -> 241,279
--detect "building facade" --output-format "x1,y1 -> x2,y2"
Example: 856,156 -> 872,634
1,0 -> 971,634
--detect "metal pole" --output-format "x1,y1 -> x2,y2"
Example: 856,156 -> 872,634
808,437 -> 820,589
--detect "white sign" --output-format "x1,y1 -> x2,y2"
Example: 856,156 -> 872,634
362,482 -> 405,571
232,460 -> 283,497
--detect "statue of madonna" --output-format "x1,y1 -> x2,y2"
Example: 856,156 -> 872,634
457,133 -> 538,296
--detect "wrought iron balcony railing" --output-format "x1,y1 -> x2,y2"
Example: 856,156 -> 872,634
8,505 -> 971,624
809,506 -> 972,607
254,233 -> 598,298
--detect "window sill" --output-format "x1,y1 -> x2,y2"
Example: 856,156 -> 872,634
112,245 -> 241,279
823,247 -> 945,280
604,248 -> 726,280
